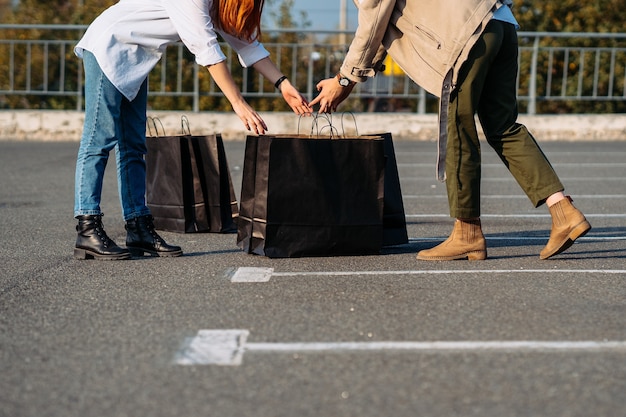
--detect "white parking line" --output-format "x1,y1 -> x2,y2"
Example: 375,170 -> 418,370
230,267 -> 626,283
409,236 -> 626,242
402,195 -> 626,199
398,163 -> 626,168
405,213 -> 626,218
401,177 -> 625,181
173,329 -> 626,366
397,152 -> 626,156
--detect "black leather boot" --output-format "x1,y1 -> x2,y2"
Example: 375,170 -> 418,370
74,215 -> 131,260
125,215 -> 183,257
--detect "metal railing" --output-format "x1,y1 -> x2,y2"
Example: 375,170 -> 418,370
1,24 -> 626,114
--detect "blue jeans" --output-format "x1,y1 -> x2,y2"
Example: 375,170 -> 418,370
74,51 -> 151,221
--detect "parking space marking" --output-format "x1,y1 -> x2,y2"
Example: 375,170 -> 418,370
403,195 -> 626,199
173,329 -> 626,366
405,213 -> 626,218
230,267 -> 626,283
409,236 -> 626,242
399,163 -> 626,168
401,177 -> 625,181
232,266 -> 274,282
397,152 -> 626,156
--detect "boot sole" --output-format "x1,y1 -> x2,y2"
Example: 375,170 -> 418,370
74,248 -> 131,261
540,220 -> 591,260
128,247 -> 183,258
417,250 -> 487,261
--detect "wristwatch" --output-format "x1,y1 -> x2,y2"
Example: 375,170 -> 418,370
336,73 -> 354,87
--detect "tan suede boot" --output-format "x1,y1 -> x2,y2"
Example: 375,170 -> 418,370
417,219 -> 487,261
540,196 -> 591,259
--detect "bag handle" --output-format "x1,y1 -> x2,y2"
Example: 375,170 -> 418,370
297,113 -> 341,139
298,112 -> 360,139
297,113 -> 322,137
181,115 -> 191,135
340,112 -> 359,137
146,116 -> 165,137
317,113 -> 341,138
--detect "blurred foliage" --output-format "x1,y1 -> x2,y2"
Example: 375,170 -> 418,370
0,0 -> 312,111
1,0 -> 625,113
147,0 -> 313,112
514,0 -> 626,113
0,0 -> 115,109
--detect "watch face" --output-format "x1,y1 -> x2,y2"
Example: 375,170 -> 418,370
339,77 -> 350,87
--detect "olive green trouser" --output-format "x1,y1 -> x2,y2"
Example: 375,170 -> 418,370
446,19 -> 564,219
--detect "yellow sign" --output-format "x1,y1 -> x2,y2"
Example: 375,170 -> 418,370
383,55 -> 404,76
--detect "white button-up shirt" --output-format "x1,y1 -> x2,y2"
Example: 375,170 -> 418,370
75,0 -> 270,100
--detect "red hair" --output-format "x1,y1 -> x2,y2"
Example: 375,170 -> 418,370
211,0 -> 265,42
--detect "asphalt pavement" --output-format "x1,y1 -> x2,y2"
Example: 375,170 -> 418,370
1,138 -> 625,417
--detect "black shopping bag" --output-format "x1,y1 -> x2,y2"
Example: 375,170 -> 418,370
236,134 -> 386,258
146,132 -> 238,233
378,132 -> 409,246
317,114 -> 407,246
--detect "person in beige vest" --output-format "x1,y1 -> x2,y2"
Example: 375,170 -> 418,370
311,0 -> 590,260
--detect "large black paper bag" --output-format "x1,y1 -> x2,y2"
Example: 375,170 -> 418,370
146,133 -> 238,233
236,135 -> 260,252
237,135 -> 386,258
378,132 -> 409,246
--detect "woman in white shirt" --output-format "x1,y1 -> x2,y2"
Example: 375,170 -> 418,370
73,0 -> 312,260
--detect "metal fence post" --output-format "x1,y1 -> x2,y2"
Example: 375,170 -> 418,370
2,25 -> 626,113
528,36 -> 539,115
417,86 -> 426,114
193,63 -> 199,113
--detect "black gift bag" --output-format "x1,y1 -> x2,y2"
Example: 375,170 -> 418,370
316,115 -> 408,246
378,132 -> 409,246
237,134 -> 386,258
145,126 -> 238,233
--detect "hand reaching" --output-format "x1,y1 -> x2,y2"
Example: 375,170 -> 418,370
280,80 -> 313,116
310,77 -> 355,113
231,80 -> 312,135
231,99 -> 268,135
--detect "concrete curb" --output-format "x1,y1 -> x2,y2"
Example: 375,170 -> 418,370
1,110 -> 625,141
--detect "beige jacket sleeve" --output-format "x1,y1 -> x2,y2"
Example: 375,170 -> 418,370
339,0 -> 395,83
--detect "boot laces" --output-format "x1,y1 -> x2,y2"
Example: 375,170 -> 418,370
143,216 -> 163,243
93,219 -> 112,248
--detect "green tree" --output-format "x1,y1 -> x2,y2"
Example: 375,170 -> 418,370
1,0 -> 310,111
231,0 -> 312,112
515,0 -> 626,33
3,1 -> 626,113
149,0 -> 313,112
515,0 -> 626,113
0,0 -> 114,109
